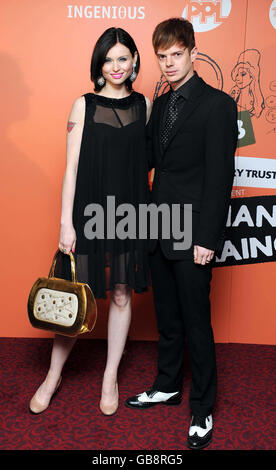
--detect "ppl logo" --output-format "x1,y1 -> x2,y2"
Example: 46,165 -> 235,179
269,0 -> 276,29
182,0 -> 232,32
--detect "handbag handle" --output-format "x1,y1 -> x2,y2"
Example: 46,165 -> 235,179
48,248 -> 76,283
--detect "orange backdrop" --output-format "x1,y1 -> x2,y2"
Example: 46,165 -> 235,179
1,0 -> 275,344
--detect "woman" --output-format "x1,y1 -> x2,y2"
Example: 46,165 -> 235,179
29,27 -> 152,416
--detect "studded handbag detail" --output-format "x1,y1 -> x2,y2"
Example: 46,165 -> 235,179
27,249 -> 97,336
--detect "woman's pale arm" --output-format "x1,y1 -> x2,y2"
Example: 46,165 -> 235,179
145,96 -> 152,124
145,96 -> 154,184
59,96 -> 85,253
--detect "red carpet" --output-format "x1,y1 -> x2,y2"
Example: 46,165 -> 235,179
0,339 -> 275,450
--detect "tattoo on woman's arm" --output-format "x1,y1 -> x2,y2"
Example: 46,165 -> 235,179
67,121 -> 76,133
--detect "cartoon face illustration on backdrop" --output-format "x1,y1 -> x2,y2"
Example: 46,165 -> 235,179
230,49 -> 265,118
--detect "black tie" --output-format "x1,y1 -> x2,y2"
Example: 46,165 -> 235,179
160,90 -> 180,148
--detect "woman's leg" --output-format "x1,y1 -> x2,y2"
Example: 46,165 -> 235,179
100,284 -> 132,412
30,334 -> 77,410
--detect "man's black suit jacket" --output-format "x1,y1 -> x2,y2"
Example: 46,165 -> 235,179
147,73 -> 238,260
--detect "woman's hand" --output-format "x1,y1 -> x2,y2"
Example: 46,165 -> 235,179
59,223 -> 76,254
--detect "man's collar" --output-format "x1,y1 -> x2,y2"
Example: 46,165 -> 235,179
170,71 -> 199,100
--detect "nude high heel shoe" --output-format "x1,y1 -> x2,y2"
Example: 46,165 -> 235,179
29,376 -> 62,414
99,382 -> 119,416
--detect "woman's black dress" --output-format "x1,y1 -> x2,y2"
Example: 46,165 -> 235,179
69,91 -> 150,298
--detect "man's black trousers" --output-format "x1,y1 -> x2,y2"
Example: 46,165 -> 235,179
150,241 -> 217,417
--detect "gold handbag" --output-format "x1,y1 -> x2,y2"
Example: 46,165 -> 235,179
27,249 -> 97,336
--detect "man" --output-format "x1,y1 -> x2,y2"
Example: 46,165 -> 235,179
125,18 -> 238,450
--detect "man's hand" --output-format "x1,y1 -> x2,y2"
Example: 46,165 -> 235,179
194,245 -> 214,265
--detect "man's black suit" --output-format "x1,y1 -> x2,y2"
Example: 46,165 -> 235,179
147,72 -> 238,416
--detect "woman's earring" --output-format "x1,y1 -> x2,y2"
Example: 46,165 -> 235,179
129,64 -> 137,82
97,76 -> 105,86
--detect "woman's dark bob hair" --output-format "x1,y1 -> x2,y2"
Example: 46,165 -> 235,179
91,27 -> 140,92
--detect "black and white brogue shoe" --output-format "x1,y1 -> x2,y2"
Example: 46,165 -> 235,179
187,415 -> 213,450
125,389 -> 181,409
